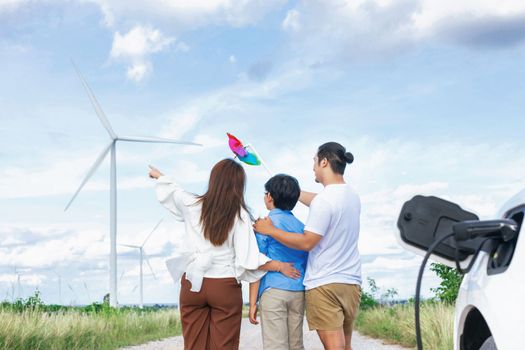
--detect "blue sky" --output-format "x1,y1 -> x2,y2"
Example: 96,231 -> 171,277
1,0 -> 525,305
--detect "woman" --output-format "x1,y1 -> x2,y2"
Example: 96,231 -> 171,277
149,159 -> 299,350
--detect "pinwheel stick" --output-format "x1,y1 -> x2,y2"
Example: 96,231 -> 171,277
245,143 -> 274,176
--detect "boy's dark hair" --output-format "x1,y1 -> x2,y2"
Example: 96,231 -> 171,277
317,142 -> 354,175
264,174 -> 301,211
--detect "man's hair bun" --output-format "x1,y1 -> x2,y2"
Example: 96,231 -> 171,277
344,152 -> 354,164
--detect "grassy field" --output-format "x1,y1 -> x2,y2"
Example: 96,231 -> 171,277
0,296 -> 181,350
1,292 -> 454,350
355,302 -> 454,350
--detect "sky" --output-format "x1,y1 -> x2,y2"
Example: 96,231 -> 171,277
1,0 -> 525,306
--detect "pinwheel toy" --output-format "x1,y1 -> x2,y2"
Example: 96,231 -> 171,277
227,133 -> 273,175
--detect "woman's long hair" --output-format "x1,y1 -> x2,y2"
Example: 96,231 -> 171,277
197,159 -> 250,246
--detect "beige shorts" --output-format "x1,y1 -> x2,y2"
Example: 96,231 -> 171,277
305,283 -> 361,336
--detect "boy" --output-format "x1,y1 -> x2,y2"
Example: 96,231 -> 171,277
249,174 -> 308,350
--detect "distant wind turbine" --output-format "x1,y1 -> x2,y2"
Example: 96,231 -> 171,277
117,269 -> 127,300
64,62 -> 202,307
53,271 -> 62,305
13,267 -> 22,300
119,218 -> 162,308
83,281 -> 91,302
10,281 -> 15,302
67,284 -> 77,305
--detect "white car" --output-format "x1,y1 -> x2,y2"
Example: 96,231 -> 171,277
396,190 -> 525,350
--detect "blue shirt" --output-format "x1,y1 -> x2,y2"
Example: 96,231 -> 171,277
255,209 -> 308,300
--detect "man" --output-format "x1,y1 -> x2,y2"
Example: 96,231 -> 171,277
254,142 -> 361,350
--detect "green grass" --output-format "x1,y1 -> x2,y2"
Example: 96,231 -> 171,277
355,302 -> 454,350
0,307 -> 181,350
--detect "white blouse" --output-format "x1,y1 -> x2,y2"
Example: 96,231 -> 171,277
156,175 -> 270,292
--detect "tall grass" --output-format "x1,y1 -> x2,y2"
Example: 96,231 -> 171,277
355,302 -> 454,350
0,307 -> 181,350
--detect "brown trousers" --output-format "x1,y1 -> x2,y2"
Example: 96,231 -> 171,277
180,274 -> 243,350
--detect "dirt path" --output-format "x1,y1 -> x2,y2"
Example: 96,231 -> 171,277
121,318 -> 409,350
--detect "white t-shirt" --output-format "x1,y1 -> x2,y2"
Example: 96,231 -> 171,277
303,183 -> 361,290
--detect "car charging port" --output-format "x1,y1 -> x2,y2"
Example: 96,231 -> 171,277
487,210 -> 523,275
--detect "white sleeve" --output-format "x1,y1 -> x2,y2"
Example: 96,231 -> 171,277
304,196 -> 332,236
155,175 -> 189,222
233,211 -> 271,283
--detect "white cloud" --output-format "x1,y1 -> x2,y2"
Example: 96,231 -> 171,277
111,25 -> 173,58
365,256 -> 422,271
155,65 -> 316,146
282,0 -> 525,62
282,9 -> 300,32
0,0 -> 27,13
176,41 -> 190,52
160,109 -> 202,140
180,133 -> 225,154
125,61 -> 151,82
110,25 -> 174,81
229,54 -> 236,64
412,0 -> 525,34
90,0 -> 287,29
0,221 -> 183,303
0,150 -> 154,199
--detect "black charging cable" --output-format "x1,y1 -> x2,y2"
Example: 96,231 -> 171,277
414,233 -> 454,350
416,236 -> 498,350
454,238 -> 492,274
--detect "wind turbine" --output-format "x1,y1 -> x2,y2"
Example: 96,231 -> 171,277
9,281 -> 15,302
53,271 -> 62,305
64,63 -> 202,307
119,218 -> 162,308
13,267 -> 22,300
83,281 -> 91,302
67,284 -> 77,305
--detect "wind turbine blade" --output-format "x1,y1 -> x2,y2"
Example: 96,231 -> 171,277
132,285 -> 138,293
71,60 -> 117,139
64,142 -> 113,211
118,135 -> 202,146
83,282 -> 91,300
119,244 -> 140,249
142,218 -> 164,247
144,253 -> 157,280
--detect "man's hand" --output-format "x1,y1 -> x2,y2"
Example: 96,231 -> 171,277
249,303 -> 259,325
279,262 -> 301,279
253,217 -> 276,236
148,165 -> 163,180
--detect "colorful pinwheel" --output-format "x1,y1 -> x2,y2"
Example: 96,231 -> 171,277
227,133 -> 261,166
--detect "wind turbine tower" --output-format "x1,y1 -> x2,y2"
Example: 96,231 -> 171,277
120,218 -> 163,308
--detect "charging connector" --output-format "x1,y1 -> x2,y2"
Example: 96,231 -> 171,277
412,218 -> 517,350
